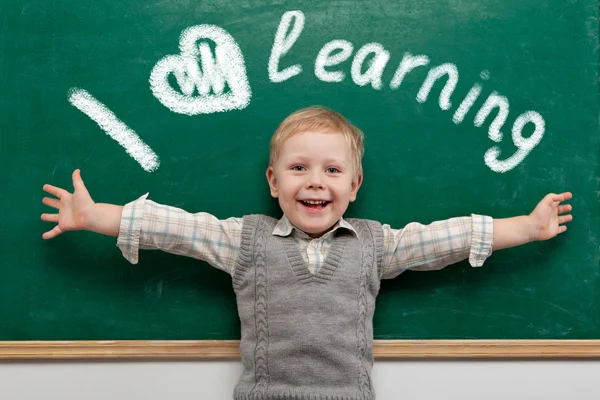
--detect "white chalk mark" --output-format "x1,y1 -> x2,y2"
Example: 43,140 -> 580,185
416,63 -> 459,110
68,88 -> 160,173
485,111 -> 545,173
314,40 -> 354,82
351,42 -> 390,90
474,91 -> 510,142
150,25 -> 251,115
452,83 -> 482,124
512,111 -> 545,151
269,10 -> 305,83
390,53 -> 430,90
141,8 -> 543,174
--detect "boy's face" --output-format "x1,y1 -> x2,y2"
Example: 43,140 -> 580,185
266,131 -> 362,238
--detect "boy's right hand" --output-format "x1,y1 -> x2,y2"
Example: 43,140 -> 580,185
41,169 -> 95,239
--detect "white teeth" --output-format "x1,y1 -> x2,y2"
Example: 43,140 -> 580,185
303,200 -> 327,205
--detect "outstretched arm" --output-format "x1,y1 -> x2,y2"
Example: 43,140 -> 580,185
41,169 -> 123,239
492,192 -> 573,251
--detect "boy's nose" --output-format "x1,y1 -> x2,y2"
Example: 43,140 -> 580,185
307,173 -> 324,189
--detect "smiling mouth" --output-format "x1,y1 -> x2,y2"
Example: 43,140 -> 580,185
299,200 -> 330,209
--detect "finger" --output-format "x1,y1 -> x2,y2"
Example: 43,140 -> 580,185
73,169 -> 87,190
557,204 -> 572,214
543,193 -> 558,206
42,225 -> 64,240
43,184 -> 68,200
558,214 -> 573,224
552,192 -> 572,203
41,213 -> 59,223
558,225 -> 567,234
42,197 -> 60,209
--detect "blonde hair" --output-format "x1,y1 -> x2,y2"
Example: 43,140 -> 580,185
269,106 -> 365,175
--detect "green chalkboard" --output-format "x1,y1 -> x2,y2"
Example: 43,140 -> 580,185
1,0 -> 599,342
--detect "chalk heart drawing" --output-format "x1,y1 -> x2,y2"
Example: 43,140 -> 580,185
150,25 -> 252,115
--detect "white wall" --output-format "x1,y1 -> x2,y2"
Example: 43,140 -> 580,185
1,360 -> 599,399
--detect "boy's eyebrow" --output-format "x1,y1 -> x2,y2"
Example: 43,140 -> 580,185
279,152 -> 349,165
282,156 -> 348,166
280,154 -> 308,163
323,158 -> 348,166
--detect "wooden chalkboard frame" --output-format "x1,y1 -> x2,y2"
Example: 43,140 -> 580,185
1,340 -> 600,359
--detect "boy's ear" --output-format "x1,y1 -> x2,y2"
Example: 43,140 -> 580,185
266,166 -> 279,198
349,172 -> 363,202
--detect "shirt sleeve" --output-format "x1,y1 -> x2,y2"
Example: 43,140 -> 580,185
380,214 -> 493,279
116,193 -> 243,275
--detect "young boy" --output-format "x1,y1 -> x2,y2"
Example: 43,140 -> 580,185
41,106 -> 572,400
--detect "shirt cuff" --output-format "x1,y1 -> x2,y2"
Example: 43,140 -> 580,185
116,193 -> 149,264
468,214 -> 494,267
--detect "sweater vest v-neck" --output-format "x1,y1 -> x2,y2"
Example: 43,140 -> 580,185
232,214 -> 384,400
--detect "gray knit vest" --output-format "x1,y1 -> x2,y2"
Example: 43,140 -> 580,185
231,214 -> 384,400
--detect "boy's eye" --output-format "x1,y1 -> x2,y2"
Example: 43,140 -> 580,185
291,165 -> 305,171
326,167 -> 340,173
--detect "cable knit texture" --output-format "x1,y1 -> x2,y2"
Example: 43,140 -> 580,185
346,218 -> 384,397
232,215 -> 383,400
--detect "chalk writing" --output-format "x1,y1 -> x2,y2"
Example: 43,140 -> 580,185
149,25 -> 251,115
269,10 -> 305,83
452,71 -> 489,125
68,88 -> 160,172
315,40 -> 354,82
266,10 -> 546,173
138,10 -> 546,173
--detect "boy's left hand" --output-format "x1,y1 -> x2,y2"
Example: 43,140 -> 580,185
529,192 -> 573,241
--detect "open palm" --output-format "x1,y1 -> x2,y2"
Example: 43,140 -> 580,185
529,192 -> 573,241
41,169 -> 95,239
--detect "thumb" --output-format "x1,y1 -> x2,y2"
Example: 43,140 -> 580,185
543,193 -> 557,206
72,169 -> 89,193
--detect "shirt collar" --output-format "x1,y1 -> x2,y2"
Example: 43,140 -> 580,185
272,214 -> 357,238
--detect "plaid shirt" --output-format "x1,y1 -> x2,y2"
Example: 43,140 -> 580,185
117,194 -> 493,279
